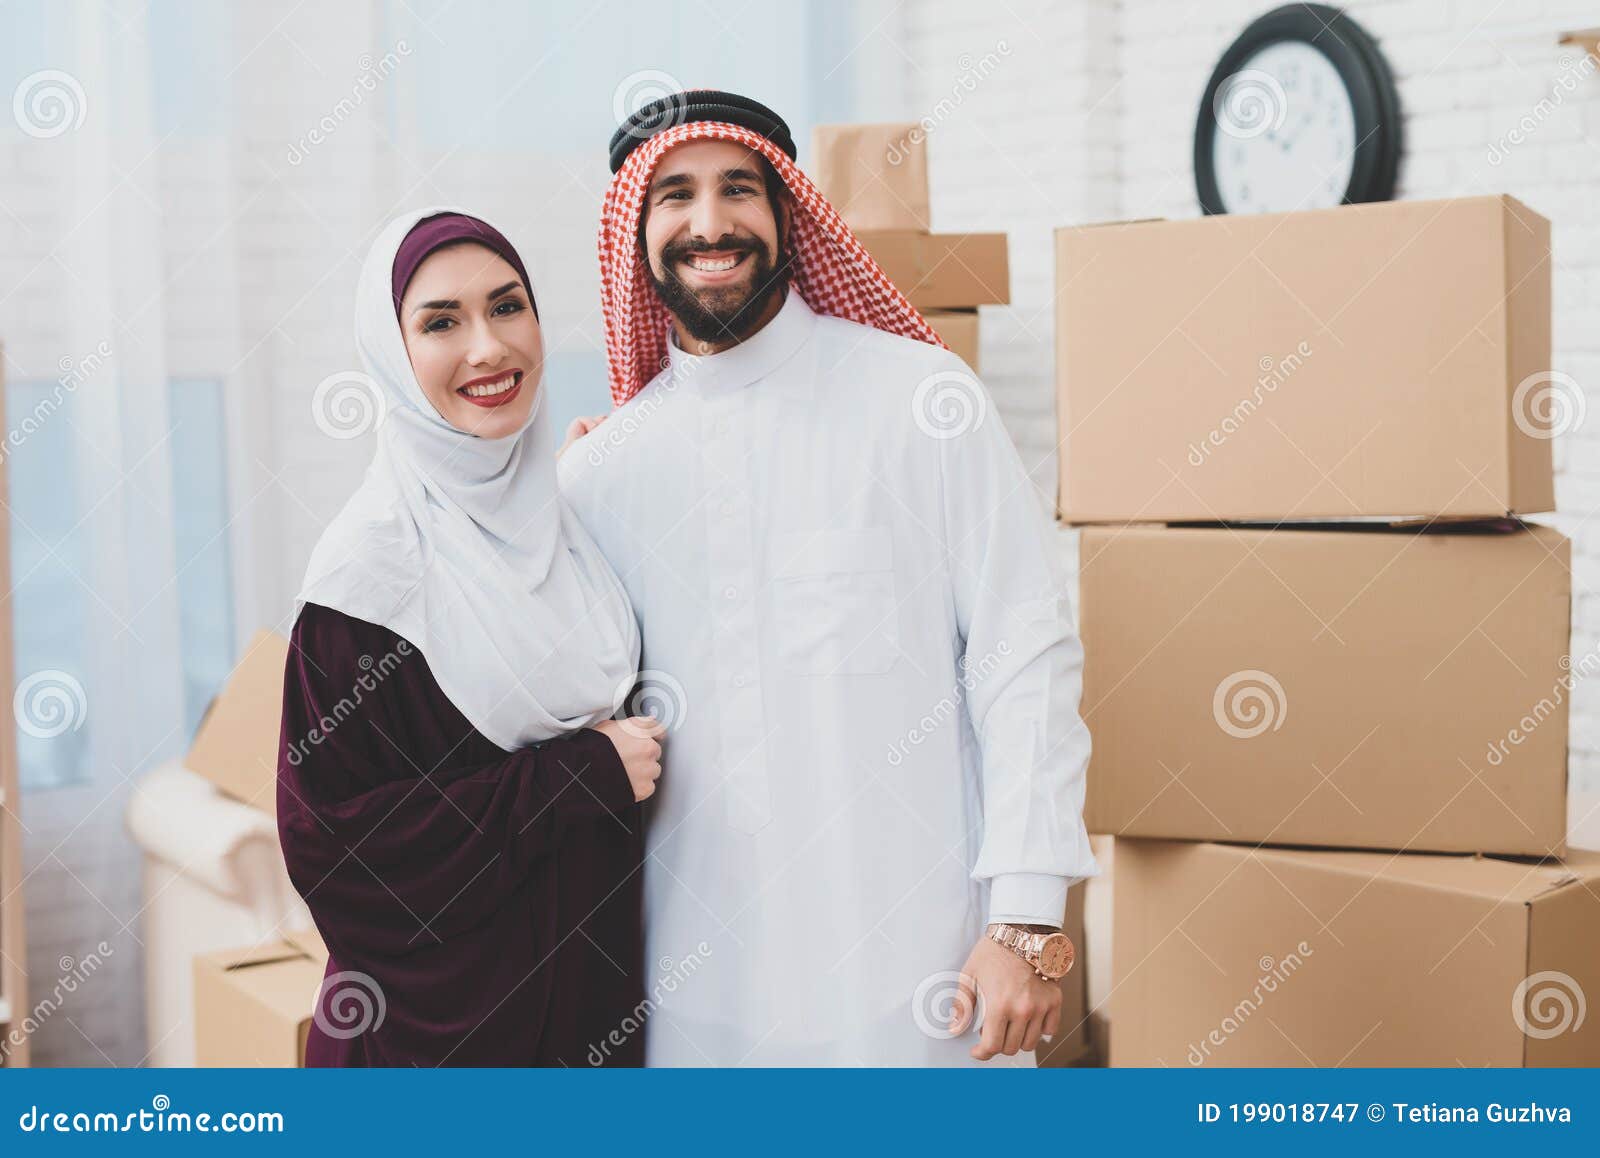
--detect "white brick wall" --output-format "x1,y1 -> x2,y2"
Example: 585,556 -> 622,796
900,0 -> 1600,799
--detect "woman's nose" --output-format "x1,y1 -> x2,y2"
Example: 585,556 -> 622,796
466,319 -> 508,364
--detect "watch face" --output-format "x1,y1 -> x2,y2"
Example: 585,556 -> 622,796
1210,41 -> 1356,214
1038,934 -> 1075,978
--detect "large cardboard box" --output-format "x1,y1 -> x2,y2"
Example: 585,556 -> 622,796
1110,839 -> 1600,1066
1056,195 -> 1553,522
923,308 -> 979,371
811,122 -> 930,232
185,630 -> 289,818
856,230 -> 1010,309
193,927 -> 328,1067
1080,522 -> 1570,856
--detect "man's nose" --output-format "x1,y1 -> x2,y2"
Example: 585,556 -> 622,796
689,197 -> 734,246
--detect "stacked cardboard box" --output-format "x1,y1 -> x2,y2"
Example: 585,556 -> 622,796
1056,195 -> 1600,1066
811,123 -> 1008,370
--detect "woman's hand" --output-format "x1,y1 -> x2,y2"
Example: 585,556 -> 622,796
594,716 -> 665,802
558,413 -> 608,458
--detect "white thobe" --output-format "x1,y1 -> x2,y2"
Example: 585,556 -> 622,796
558,291 -> 1100,1066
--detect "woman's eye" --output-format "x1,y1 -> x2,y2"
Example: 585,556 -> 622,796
493,299 -> 524,316
424,316 -> 454,333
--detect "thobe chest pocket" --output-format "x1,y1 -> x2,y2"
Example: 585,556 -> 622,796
768,527 -> 900,675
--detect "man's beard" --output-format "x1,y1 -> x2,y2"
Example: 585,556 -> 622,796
649,234 -> 790,347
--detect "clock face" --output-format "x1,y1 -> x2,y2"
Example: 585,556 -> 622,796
1209,40 -> 1357,215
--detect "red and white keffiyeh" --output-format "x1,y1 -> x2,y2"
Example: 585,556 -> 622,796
598,121 -> 946,408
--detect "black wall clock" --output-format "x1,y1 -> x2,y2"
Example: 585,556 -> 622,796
1195,4 -> 1401,215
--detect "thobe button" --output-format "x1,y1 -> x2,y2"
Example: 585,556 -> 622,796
713,418 -> 730,436
720,501 -> 735,518
723,585 -> 738,600
733,673 -> 748,688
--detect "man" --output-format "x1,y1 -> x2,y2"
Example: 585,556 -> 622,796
559,90 -> 1099,1066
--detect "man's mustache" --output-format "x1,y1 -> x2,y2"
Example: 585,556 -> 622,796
661,235 -> 766,263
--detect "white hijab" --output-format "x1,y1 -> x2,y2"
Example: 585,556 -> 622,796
297,206 -> 640,750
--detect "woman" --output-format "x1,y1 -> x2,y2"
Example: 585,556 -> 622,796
277,208 -> 661,1067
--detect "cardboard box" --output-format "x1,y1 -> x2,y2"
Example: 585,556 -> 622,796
856,230 -> 1010,309
1056,195 -> 1553,522
185,630 -> 289,818
1080,522 -> 1570,856
923,309 -> 979,371
1110,839 -> 1600,1066
1035,877 -> 1092,1067
811,122 -> 930,232
193,927 -> 328,1067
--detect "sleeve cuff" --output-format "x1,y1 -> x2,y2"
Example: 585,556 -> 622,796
571,726 -> 638,816
986,872 -> 1074,928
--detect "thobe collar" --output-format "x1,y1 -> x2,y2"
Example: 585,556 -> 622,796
665,287 -> 816,397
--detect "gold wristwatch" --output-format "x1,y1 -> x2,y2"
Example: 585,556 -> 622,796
987,923 -> 1076,980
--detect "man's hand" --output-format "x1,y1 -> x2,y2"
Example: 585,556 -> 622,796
949,929 -> 1062,1060
558,413 -> 607,458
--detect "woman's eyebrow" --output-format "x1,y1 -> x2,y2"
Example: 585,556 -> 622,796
486,280 -> 522,301
412,297 -> 459,313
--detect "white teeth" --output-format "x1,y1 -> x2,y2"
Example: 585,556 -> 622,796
688,255 -> 739,272
463,372 -> 517,398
